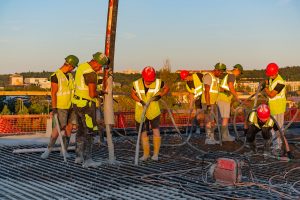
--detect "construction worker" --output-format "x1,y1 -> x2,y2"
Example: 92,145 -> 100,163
244,104 -> 294,159
202,63 -> 226,144
41,55 -> 79,159
131,66 -> 169,161
180,70 -> 203,133
263,63 -> 286,155
217,64 -> 243,142
72,52 -> 109,168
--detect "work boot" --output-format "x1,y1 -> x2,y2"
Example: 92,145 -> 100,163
205,127 -> 219,145
151,136 -> 161,161
82,158 -> 102,168
221,126 -> 235,142
75,141 -> 84,164
140,136 -> 150,161
195,127 -> 201,134
41,136 -> 56,159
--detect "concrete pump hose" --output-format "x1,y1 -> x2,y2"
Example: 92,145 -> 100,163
134,99 -> 152,166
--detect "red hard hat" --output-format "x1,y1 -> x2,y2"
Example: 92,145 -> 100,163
180,70 -> 189,80
142,66 -> 156,82
256,104 -> 270,121
265,63 -> 279,77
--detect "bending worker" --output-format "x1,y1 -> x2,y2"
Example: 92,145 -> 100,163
131,66 -> 169,161
244,104 -> 294,159
41,55 -> 79,159
72,52 -> 109,168
263,63 -> 286,156
202,63 -> 226,144
180,70 -> 203,133
217,64 -> 243,142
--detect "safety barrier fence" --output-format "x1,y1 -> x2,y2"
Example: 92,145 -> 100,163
0,108 -> 299,136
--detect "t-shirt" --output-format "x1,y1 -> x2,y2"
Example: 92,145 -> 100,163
227,74 -> 236,84
50,73 -> 69,83
271,81 -> 285,94
83,72 -> 97,85
133,80 -> 165,94
186,73 -> 203,90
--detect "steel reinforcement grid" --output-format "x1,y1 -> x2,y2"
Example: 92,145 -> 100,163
0,135 -> 299,200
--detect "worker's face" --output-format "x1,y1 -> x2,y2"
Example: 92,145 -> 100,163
144,80 -> 154,85
270,73 -> 278,79
90,60 -> 102,72
258,118 -> 268,123
64,63 -> 75,73
233,69 -> 241,77
214,69 -> 223,77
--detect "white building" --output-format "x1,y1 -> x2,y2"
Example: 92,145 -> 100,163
9,74 -> 23,86
24,78 -> 51,89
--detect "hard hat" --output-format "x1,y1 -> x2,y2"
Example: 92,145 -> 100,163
180,70 -> 189,80
256,104 -> 270,122
93,52 -> 109,65
265,63 -> 279,77
142,66 -> 156,82
214,63 -> 227,71
233,64 -> 243,74
65,55 -> 79,67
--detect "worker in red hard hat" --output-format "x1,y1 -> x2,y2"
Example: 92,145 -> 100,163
244,104 -> 294,159
180,70 -> 204,134
262,63 -> 286,156
131,66 -> 169,161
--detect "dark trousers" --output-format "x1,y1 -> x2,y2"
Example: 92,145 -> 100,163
73,102 -> 97,160
246,124 -> 272,143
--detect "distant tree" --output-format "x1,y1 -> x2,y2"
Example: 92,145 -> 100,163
0,105 -> 11,115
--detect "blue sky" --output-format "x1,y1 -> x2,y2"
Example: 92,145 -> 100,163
0,0 -> 300,74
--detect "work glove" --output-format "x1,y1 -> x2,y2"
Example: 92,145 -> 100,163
287,151 -> 295,160
52,108 -> 58,115
151,95 -> 161,102
139,100 -> 146,106
260,80 -> 269,91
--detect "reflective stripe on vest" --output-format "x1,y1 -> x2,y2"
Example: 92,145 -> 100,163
74,62 -> 96,102
220,73 -> 236,91
51,69 -> 74,109
268,74 -> 286,115
249,112 -> 274,128
133,78 -> 161,122
185,73 -> 203,98
202,72 -> 219,104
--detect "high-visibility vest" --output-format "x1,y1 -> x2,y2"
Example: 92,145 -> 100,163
73,62 -> 96,105
218,73 -> 236,103
186,73 -> 203,99
133,78 -> 162,123
268,74 -> 286,115
201,72 -> 219,104
51,69 -> 74,109
249,112 -> 274,129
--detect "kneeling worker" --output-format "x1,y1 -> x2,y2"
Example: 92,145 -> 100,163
245,104 -> 294,159
131,66 -> 169,161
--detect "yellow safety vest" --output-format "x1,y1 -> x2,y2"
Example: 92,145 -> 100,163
249,112 -> 274,129
201,72 -> 219,104
51,69 -> 74,109
218,73 -> 236,103
186,73 -> 203,99
133,78 -> 162,123
73,62 -> 96,107
268,74 -> 286,115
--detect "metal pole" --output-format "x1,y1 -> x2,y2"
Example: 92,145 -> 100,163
103,0 -> 118,164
